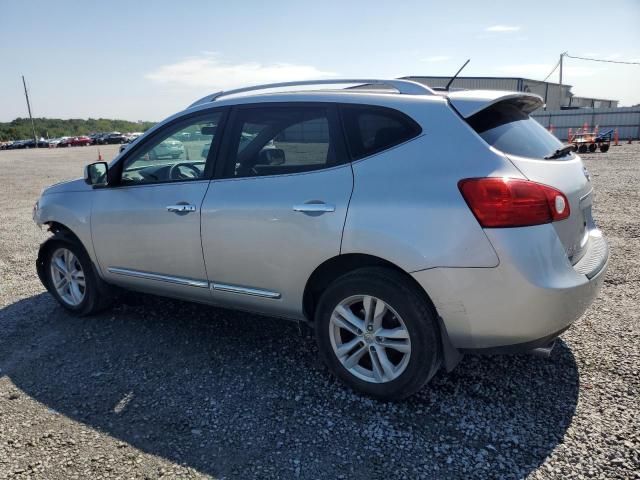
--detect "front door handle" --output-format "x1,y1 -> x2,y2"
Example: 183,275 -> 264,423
293,203 -> 335,213
167,204 -> 196,213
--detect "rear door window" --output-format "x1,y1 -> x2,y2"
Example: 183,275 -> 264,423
223,105 -> 345,178
467,102 -> 567,160
340,105 -> 422,160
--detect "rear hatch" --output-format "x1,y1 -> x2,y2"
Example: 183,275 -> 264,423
449,90 -> 595,265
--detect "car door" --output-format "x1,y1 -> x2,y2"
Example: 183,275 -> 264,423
201,103 -> 353,318
91,109 -> 226,303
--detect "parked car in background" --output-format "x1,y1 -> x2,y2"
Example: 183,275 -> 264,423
124,132 -> 143,142
89,133 -> 104,144
0,141 -> 14,150
22,139 -> 48,148
70,136 -> 93,147
9,140 -> 27,149
33,78 -> 608,400
58,137 -> 75,147
102,132 -> 126,144
148,138 -> 185,159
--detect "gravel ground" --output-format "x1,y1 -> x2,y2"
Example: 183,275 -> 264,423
0,144 -> 638,479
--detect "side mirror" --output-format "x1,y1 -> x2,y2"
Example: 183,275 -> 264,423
84,161 -> 108,186
258,148 -> 286,166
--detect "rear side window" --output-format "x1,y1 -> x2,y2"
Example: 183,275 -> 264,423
467,102 -> 566,160
340,105 -> 422,160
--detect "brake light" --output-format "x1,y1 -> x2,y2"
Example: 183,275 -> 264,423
458,178 -> 570,228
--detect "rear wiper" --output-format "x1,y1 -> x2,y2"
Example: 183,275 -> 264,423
544,145 -> 574,160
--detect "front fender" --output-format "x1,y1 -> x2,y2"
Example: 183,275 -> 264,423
34,191 -> 99,269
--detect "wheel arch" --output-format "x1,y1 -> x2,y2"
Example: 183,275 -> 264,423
36,222 -> 85,290
303,253 -> 432,321
303,253 -> 463,372
45,221 -> 83,244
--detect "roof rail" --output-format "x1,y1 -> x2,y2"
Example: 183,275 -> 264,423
187,78 -> 435,109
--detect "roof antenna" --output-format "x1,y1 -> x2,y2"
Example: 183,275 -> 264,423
445,59 -> 470,91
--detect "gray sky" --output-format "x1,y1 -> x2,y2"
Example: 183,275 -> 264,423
1,0 -> 639,122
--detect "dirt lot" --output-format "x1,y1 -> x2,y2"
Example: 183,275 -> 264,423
0,144 -> 638,479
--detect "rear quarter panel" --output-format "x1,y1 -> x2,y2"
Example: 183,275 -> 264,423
342,101 -> 524,271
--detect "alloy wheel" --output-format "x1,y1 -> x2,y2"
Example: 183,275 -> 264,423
329,295 -> 411,383
49,247 -> 86,306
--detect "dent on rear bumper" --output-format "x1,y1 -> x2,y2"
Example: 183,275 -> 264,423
412,224 -> 608,349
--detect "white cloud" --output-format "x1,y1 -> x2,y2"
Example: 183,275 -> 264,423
485,25 -> 521,32
421,55 -> 451,62
146,54 -> 336,89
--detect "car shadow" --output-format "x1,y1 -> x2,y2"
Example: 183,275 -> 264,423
0,293 -> 579,479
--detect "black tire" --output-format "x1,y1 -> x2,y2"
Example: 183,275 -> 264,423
588,143 -> 597,153
578,144 -> 588,153
599,143 -> 610,153
38,232 -> 113,316
315,267 -> 441,401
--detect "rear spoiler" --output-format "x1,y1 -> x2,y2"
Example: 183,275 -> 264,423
446,90 -> 544,118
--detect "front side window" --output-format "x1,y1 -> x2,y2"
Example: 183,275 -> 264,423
121,112 -> 222,185
225,106 -> 340,178
340,105 -> 422,160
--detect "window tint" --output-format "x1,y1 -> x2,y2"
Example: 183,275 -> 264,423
341,105 -> 421,159
467,103 -> 567,160
121,112 -> 221,185
226,106 -> 339,178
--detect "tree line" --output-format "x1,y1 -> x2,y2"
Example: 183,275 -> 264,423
0,118 -> 156,141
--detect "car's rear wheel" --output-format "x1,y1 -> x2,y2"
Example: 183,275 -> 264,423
315,267 -> 441,400
40,234 -> 113,315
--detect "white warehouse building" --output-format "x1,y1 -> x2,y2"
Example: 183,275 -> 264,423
402,76 -> 619,111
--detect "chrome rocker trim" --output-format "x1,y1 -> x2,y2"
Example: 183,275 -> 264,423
107,267 -> 281,299
107,267 -> 209,288
211,282 -> 281,299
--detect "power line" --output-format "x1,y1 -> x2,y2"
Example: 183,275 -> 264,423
542,59 -> 560,82
564,54 -> 640,65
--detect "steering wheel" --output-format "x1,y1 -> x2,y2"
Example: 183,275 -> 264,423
169,163 -> 201,180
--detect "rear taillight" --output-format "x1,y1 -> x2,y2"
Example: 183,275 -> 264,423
458,178 -> 570,228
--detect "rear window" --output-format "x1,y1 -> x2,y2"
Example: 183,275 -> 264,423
467,103 -> 566,160
340,105 -> 421,160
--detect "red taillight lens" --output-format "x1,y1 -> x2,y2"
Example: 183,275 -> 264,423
458,178 -> 570,228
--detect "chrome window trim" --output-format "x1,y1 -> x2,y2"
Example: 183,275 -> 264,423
211,282 -> 281,299
107,267 -> 209,288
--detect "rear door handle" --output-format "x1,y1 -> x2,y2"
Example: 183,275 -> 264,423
166,204 -> 196,213
293,203 -> 335,213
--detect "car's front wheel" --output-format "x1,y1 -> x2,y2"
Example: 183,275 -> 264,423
315,267 -> 441,400
40,234 -> 112,315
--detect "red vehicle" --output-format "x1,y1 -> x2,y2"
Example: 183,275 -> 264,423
70,136 -> 93,146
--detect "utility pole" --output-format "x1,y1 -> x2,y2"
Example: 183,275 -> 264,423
558,52 -> 566,109
22,75 -> 38,147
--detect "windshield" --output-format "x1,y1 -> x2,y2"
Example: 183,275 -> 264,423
467,102 -> 568,160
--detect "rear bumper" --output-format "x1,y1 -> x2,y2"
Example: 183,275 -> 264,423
412,224 -> 608,349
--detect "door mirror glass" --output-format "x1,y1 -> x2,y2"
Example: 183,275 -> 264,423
84,162 -> 108,186
258,148 -> 286,165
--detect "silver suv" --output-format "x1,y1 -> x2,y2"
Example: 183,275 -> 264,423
33,79 -> 608,400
